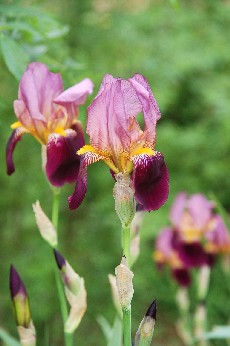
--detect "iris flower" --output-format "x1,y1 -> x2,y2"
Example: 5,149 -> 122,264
154,227 -> 191,287
69,74 -> 169,211
170,193 -> 216,267
6,62 -> 93,186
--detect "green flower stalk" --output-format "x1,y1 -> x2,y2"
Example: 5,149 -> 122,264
134,300 -> 157,346
9,266 -> 36,346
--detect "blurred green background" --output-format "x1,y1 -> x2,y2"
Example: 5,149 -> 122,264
0,0 -> 230,345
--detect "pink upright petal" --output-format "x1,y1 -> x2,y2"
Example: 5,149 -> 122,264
205,215 -> 230,253
129,74 -> 161,144
170,192 -> 187,228
54,78 -> 94,106
87,73 -> 160,154
132,152 -> 169,211
188,194 -> 214,230
18,62 -> 63,122
46,128 -> 84,187
6,127 -> 27,175
155,227 -> 175,257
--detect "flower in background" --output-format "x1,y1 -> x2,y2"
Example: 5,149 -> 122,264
169,193 -> 216,267
154,227 -> 191,286
6,62 -> 93,186
69,73 -> 169,211
205,215 -> 230,256
154,192 -> 230,286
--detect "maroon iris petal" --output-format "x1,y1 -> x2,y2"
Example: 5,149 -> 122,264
177,241 -> 208,268
6,128 -> 26,175
46,128 -> 84,187
133,152 -> 169,211
172,268 -> 191,287
68,158 -> 88,210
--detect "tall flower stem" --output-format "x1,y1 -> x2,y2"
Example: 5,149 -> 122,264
51,187 -> 73,346
122,226 -> 131,266
122,225 -> 132,346
123,308 -> 132,346
194,266 -> 211,346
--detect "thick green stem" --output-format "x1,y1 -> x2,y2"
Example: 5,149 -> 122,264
51,188 -> 73,346
123,308 -> 132,346
122,225 -> 132,346
52,187 -> 60,231
122,226 -> 131,266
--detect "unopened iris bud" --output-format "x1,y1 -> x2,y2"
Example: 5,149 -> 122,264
134,300 -> 157,346
113,173 -> 136,228
54,250 -> 81,295
54,250 -> 87,333
33,200 -> 57,247
115,256 -> 134,311
10,266 -> 30,328
10,266 -> 36,346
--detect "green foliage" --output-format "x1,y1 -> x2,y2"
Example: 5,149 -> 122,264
97,315 -> 122,346
0,328 -> 20,346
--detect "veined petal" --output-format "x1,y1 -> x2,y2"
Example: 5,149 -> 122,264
6,127 -> 28,175
132,152 -> 169,211
68,151 -> 105,209
46,128 -> 84,186
54,78 -> 94,106
18,62 -> 63,121
86,74 -> 160,155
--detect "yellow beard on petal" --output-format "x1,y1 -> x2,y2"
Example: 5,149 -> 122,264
11,121 -> 67,145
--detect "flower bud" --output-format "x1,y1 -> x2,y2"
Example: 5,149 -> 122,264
54,250 -> 87,333
115,256 -> 134,311
10,266 -> 36,346
17,323 -> 36,346
33,200 -> 57,247
134,300 -> 157,346
54,250 -> 82,295
64,278 -> 87,334
113,173 -> 136,228
10,266 -> 31,328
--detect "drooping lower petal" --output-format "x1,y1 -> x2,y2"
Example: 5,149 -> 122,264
177,241 -> 208,268
172,268 -> 191,287
132,152 -> 169,211
68,150 -> 105,209
46,129 -> 83,186
6,127 -> 27,175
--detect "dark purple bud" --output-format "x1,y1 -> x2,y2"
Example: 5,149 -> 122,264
9,265 -> 30,327
145,299 -> 157,320
10,265 -> 27,298
54,249 -> 66,270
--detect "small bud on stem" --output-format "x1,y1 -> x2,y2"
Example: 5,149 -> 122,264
9,266 -> 36,346
134,300 -> 157,346
113,173 -> 136,228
